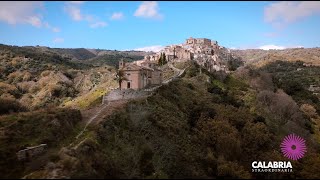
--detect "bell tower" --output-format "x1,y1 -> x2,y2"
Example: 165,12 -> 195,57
119,59 -> 125,69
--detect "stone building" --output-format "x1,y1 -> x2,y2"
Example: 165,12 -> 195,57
186,37 -> 212,46
158,45 -> 193,62
174,46 -> 193,60
149,54 -> 160,61
119,59 -> 162,90
138,37 -> 234,74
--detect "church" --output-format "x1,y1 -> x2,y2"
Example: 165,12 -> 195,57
118,58 -> 162,90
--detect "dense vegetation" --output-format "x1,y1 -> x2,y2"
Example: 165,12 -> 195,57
260,60 -> 320,113
50,48 -> 96,60
0,44 -> 118,110
232,47 -> 320,67
85,53 -> 144,68
1,43 -> 319,179
0,44 -> 92,76
41,61 -> 320,179
0,108 -> 82,179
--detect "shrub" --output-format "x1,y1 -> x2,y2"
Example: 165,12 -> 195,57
217,158 -> 251,179
300,104 -> 318,118
0,97 -> 26,115
187,83 -> 195,90
187,66 -> 198,77
207,84 -> 223,94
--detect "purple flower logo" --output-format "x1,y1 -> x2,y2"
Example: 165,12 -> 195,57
280,134 -> 307,160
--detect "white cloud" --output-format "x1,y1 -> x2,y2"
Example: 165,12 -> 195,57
44,22 -> 60,32
90,21 -> 107,28
0,1 -> 43,27
133,45 -> 164,52
52,27 -> 61,33
264,1 -> 320,27
230,47 -> 238,50
258,44 -> 304,50
134,1 -> 163,20
110,12 -> 124,20
0,1 -> 60,32
53,37 -> 64,43
84,14 -> 94,22
65,3 -> 83,21
64,2 -> 107,28
259,44 -> 286,50
27,16 -> 42,27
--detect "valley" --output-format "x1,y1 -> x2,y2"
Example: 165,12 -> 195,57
0,42 -> 319,179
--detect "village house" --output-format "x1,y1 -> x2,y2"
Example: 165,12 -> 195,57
154,37 -> 232,73
186,37 -> 212,47
119,59 -> 162,90
116,37 -> 233,92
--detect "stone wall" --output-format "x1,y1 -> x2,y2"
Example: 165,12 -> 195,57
104,89 -> 153,102
16,144 -> 47,161
151,70 -> 162,85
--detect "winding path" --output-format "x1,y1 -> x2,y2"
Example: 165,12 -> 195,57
69,63 -> 187,149
69,99 -> 128,148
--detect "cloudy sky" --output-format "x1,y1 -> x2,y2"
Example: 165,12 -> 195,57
0,1 -> 319,51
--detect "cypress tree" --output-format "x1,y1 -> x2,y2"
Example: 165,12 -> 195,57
158,53 -> 163,65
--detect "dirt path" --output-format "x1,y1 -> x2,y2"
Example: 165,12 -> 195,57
70,63 -> 187,148
75,74 -> 85,89
163,63 -> 187,84
78,100 -> 128,136
68,99 -> 128,148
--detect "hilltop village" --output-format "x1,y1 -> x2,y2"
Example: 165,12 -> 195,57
119,37 -> 236,90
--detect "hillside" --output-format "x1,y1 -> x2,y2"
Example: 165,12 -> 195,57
232,48 -> 320,67
0,44 -> 118,111
0,108 -> 82,179
84,53 -> 145,68
20,61 -> 320,179
28,45 -> 151,63
0,44 -> 320,179
0,43 -> 154,112
49,48 -> 96,60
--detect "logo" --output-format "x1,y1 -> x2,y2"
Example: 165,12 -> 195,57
251,133 -> 307,173
252,161 -> 292,173
280,133 -> 307,161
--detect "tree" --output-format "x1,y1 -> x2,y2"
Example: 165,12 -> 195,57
158,53 -> 163,66
158,53 -> 167,66
115,69 -> 127,90
163,53 -> 167,65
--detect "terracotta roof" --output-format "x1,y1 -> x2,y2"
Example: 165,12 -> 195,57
140,66 -> 155,71
121,63 -> 157,72
121,64 -> 143,71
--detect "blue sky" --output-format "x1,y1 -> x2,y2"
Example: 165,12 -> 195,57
0,1 -> 319,51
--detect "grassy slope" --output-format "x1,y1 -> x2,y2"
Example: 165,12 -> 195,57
39,62 -> 320,179
0,108 -> 82,179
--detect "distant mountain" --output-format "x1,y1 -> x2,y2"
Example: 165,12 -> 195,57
231,48 -> 320,67
26,45 -> 152,62
49,48 -> 97,60
84,53 -> 146,68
